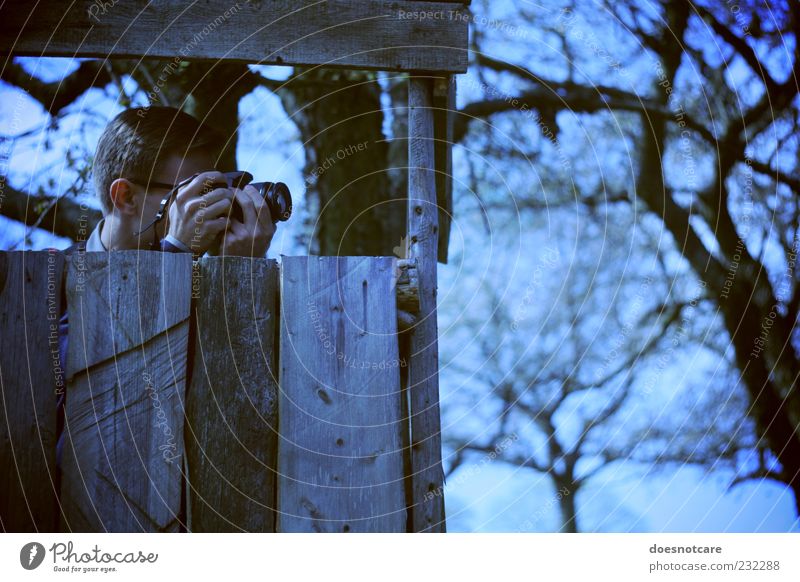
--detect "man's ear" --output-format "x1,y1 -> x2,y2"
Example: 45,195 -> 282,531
108,179 -> 140,215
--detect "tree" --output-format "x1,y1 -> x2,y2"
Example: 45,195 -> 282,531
450,0 -> 800,510
276,68 -> 406,256
440,201 -> 754,531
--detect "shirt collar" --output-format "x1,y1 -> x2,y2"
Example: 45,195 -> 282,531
84,218 -> 107,252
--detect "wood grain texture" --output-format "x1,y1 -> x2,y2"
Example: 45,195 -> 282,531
277,256 -> 406,532
434,76 -> 455,264
62,251 -> 191,532
0,251 -> 62,532
0,1 -> 468,73
186,257 -> 279,532
407,77 -> 446,532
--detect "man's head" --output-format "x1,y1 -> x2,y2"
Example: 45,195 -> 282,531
93,106 -> 221,218
91,106 -> 275,256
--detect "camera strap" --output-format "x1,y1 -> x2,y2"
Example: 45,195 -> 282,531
134,174 -> 197,238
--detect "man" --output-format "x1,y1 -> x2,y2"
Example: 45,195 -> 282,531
80,106 -> 274,255
57,107 -> 275,511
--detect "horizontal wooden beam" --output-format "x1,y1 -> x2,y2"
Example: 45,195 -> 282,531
0,1 -> 468,73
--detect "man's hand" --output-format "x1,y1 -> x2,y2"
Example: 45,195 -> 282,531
213,185 -> 275,257
166,171 -> 233,255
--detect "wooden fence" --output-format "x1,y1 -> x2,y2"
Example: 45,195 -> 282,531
0,250 -> 431,532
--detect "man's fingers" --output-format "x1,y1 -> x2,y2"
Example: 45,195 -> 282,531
217,219 -> 248,256
234,189 -> 257,227
184,187 -> 234,221
175,171 -> 227,204
243,184 -> 266,209
198,197 -> 234,221
201,187 -> 235,207
228,217 -> 248,238
243,185 -> 273,230
205,216 -> 228,235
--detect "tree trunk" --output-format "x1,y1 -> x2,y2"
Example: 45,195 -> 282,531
180,62 -> 258,171
555,476 -> 578,533
278,69 -> 405,256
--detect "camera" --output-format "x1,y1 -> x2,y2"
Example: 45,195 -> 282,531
202,171 -> 292,223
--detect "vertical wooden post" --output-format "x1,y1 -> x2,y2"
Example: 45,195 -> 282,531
433,76 -> 455,264
185,257 -> 279,532
407,76 -> 446,532
0,251 -> 61,532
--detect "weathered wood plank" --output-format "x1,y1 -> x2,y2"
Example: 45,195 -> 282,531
0,251 -> 62,532
62,251 -> 191,532
407,77 -> 446,532
277,256 -> 406,532
186,257 -> 279,532
434,76 -> 455,264
0,1 -> 468,73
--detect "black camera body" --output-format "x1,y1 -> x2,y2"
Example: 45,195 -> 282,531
202,171 -> 292,223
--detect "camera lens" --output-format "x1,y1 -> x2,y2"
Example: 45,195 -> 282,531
252,181 -> 292,222
269,182 -> 292,222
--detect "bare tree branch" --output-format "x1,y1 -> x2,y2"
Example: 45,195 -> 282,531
0,59 -> 111,115
748,158 -> 800,193
457,53 -> 717,144
694,4 -> 781,94
0,180 -> 101,241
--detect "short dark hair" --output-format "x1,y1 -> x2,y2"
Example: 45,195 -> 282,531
92,106 -> 221,214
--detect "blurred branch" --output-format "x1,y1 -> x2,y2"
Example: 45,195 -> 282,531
443,445 -> 465,479
729,447 -> 786,490
567,299 -> 690,456
748,159 -> 800,193
136,62 -> 172,107
460,54 -> 717,144
701,2 -> 800,145
596,420 -> 748,471
477,191 -> 630,212
448,441 -> 549,475
729,467 -> 785,488
633,15 -> 728,284
0,180 -> 101,240
695,4 -> 780,94
0,59 -> 111,115
0,121 -> 53,141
